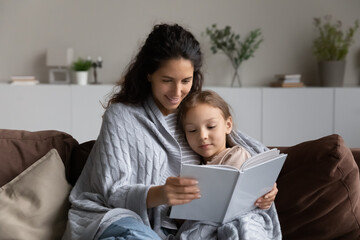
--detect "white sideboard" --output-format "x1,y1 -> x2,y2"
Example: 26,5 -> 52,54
0,84 -> 113,143
262,88 -> 334,146
1,85 -> 359,147
0,85 -> 72,134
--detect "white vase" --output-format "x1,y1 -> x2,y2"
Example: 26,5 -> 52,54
76,71 -> 88,85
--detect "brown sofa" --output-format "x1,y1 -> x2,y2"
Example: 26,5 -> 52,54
0,129 -> 359,239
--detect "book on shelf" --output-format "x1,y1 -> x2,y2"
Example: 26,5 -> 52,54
169,148 -> 287,223
9,76 -> 39,85
270,82 -> 305,88
275,73 -> 301,83
11,76 -> 36,80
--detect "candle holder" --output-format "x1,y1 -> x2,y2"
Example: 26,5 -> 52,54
91,57 -> 103,84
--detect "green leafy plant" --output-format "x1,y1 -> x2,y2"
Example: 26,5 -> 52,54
313,15 -> 359,61
71,58 -> 93,71
204,24 -> 263,86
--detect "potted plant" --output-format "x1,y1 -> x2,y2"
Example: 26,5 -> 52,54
312,15 -> 359,86
204,24 -> 263,87
71,57 -> 92,85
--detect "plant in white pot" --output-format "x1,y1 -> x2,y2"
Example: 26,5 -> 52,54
71,58 -> 92,85
204,24 -> 263,87
312,15 -> 359,86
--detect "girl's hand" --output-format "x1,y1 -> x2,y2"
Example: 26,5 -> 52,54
147,176 -> 200,208
255,183 -> 278,209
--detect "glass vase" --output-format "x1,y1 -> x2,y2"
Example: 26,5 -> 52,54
231,65 -> 242,87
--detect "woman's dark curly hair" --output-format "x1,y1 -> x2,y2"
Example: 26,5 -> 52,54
107,23 -> 203,107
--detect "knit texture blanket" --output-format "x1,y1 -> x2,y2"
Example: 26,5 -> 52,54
62,96 -> 281,240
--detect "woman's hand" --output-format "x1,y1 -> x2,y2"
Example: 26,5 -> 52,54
147,176 -> 200,208
255,183 -> 278,209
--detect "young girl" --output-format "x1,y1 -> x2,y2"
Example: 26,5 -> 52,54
176,90 -> 281,239
178,90 -> 252,170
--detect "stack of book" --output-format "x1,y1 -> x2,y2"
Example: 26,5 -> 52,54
10,76 -> 40,85
271,74 -> 304,88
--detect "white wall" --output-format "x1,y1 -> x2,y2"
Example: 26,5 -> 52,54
0,0 -> 359,87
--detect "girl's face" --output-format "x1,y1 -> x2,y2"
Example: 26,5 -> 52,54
148,58 -> 194,116
183,103 -> 233,162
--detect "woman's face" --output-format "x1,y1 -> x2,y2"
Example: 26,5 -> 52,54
148,58 -> 194,116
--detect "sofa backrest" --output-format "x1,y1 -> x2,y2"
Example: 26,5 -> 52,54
0,129 -> 78,187
275,147 -> 360,170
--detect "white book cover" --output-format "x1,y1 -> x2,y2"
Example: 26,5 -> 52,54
169,149 -> 287,223
10,80 -> 39,85
11,76 -> 36,80
274,73 -> 301,79
282,78 -> 301,83
274,74 -> 301,83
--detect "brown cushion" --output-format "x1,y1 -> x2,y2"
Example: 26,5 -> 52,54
68,140 -> 95,186
352,148 -> 360,170
275,134 -> 360,239
0,129 -> 78,187
0,149 -> 71,240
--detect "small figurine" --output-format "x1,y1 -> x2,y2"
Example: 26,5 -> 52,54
91,57 -> 103,84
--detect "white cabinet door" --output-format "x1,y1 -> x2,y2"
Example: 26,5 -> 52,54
0,85 -> 71,133
71,85 -> 114,143
262,88 -> 334,146
206,87 -> 262,141
334,88 -> 360,148
1,85 -> 358,147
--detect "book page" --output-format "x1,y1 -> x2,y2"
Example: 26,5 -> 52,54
169,164 -> 239,222
241,148 -> 280,170
224,154 -> 287,222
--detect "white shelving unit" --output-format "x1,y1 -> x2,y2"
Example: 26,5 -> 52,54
1,84 -> 359,147
0,85 -> 72,134
262,88 -> 334,146
70,85 -> 114,143
334,88 -> 360,148
204,87 -> 262,142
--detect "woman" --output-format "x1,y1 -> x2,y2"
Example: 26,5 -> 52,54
62,24 -> 279,240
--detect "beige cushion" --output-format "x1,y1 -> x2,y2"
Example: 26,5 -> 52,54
0,149 -> 71,240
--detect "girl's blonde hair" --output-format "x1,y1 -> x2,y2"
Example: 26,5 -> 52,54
177,90 -> 232,131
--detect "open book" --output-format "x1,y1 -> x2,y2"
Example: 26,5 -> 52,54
169,148 -> 287,223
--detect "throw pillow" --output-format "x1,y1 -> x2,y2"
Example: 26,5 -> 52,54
0,149 -> 72,240
68,140 -> 95,186
353,148 -> 360,169
275,134 -> 360,239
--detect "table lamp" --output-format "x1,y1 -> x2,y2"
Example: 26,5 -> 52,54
46,48 -> 74,84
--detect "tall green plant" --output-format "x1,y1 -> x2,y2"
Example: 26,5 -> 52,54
313,15 -> 359,61
205,24 -> 263,86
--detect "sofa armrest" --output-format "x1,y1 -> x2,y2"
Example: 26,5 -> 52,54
273,134 -> 360,239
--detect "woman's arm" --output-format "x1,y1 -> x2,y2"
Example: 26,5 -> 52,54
75,105 -> 158,222
147,177 -> 201,208
255,183 -> 278,209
